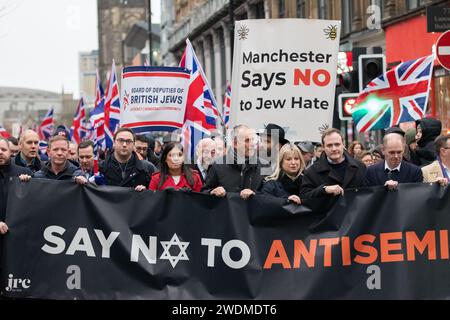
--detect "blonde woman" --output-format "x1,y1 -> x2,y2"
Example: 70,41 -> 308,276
262,143 -> 305,204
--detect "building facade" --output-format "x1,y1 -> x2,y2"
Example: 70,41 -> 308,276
97,0 -> 148,84
123,22 -> 162,66
161,0 -> 450,135
79,50 -> 99,107
0,87 -> 78,136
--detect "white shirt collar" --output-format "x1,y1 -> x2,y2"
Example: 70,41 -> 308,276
384,161 -> 402,172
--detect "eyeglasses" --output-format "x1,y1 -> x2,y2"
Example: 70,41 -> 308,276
136,147 -> 148,152
116,138 -> 134,145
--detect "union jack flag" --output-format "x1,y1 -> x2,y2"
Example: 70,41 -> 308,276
37,106 -> 54,141
90,70 -> 106,155
352,54 -> 435,133
39,140 -> 48,155
104,60 -> 121,149
222,81 -> 231,129
70,97 -> 87,144
0,125 -> 10,138
179,39 -> 221,160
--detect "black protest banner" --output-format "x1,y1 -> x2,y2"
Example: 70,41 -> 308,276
1,179 -> 449,299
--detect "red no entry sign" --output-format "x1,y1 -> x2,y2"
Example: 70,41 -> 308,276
436,30 -> 450,71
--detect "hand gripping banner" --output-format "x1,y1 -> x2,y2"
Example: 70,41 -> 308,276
1,179 -> 449,299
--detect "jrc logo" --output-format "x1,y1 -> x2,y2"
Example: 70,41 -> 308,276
5,274 -> 31,292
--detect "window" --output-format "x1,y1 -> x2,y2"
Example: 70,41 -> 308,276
297,0 -> 306,18
406,0 -> 426,10
318,0 -> 327,19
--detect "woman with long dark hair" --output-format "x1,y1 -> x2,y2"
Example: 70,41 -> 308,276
136,142 -> 202,192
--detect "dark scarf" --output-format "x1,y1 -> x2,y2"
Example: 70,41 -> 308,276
279,173 -> 302,195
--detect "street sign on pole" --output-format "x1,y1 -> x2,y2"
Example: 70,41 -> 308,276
436,30 -> 450,71
427,6 -> 450,33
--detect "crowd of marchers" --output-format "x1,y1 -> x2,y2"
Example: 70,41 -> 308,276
0,117 -> 448,235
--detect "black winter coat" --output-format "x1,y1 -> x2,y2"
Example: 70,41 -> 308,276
99,152 -> 154,188
0,162 -> 33,221
14,152 -> 43,173
411,118 -> 442,167
299,152 -> 366,199
34,161 -> 82,181
262,174 -> 303,199
203,154 -> 264,193
147,150 -> 160,168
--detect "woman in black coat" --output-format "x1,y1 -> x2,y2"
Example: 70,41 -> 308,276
411,118 -> 442,167
262,143 -> 305,204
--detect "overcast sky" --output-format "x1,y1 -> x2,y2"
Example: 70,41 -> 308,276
0,0 -> 160,97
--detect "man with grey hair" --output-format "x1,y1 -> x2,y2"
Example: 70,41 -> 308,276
364,133 -> 422,190
192,138 -> 216,183
212,136 -> 226,159
203,125 -> 263,200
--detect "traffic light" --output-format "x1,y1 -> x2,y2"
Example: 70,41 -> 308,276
338,93 -> 359,121
358,54 -> 386,92
338,69 -> 359,93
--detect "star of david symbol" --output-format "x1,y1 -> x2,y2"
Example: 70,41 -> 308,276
160,233 -> 190,268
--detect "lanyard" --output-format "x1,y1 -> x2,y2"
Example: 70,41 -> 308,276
437,157 -> 449,180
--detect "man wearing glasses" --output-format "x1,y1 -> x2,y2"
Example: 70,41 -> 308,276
135,134 -> 159,168
99,127 -> 155,188
422,135 -> 450,186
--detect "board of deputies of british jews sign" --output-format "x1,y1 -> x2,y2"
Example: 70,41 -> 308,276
120,66 -> 190,133
1,179 -> 450,300
230,19 -> 341,142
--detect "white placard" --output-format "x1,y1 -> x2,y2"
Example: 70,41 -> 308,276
121,66 -> 190,133
230,19 -> 341,142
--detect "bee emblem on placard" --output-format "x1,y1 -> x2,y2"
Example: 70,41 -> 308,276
318,124 -> 330,135
237,24 -> 249,40
323,25 -> 338,40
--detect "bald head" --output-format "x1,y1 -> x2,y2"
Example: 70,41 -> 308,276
232,125 -> 256,158
19,130 -> 39,144
383,133 -> 405,169
19,130 -> 40,162
383,133 -> 404,146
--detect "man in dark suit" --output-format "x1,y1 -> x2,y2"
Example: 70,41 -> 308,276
204,125 -> 264,200
364,133 -> 423,190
